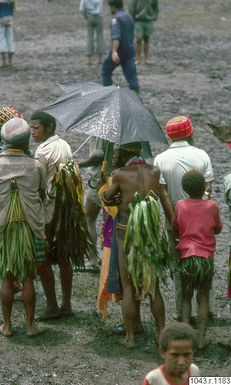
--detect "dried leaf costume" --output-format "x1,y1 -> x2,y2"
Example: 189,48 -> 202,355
48,161 -> 97,269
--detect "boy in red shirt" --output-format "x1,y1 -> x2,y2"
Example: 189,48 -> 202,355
173,170 -> 222,349
142,323 -> 200,385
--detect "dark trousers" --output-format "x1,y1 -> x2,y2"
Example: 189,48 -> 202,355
101,52 -> 139,92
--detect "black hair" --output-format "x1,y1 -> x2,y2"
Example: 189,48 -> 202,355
30,111 -> 56,134
108,0 -> 123,9
160,322 -> 197,351
182,170 -> 205,198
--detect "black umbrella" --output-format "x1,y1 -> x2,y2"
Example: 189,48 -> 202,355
44,82 -> 168,145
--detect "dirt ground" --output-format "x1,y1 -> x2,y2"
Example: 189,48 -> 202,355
0,0 -> 231,383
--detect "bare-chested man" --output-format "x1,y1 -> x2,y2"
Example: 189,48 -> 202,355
102,142 -> 174,348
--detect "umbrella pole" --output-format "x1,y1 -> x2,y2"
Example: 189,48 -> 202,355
101,141 -> 111,175
73,136 -> 92,157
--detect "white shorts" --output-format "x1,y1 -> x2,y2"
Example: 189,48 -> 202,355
0,24 -> 15,53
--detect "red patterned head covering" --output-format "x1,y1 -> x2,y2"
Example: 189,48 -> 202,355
0,107 -> 23,130
166,116 -> 193,140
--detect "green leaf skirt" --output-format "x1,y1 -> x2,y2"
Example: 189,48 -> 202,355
0,180 -> 45,283
178,256 -> 214,291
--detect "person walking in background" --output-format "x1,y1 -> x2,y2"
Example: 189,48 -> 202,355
174,171 -> 222,349
101,0 -> 139,93
129,0 -> 159,65
0,0 -> 15,67
79,0 -> 104,65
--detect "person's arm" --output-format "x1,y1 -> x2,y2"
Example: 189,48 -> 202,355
129,0 -> 136,18
172,203 -> 179,237
79,0 -> 84,12
79,0 -> 87,18
101,172 -> 121,206
37,161 -> 47,201
213,203 -> 222,234
112,40 -> 120,64
152,0 -> 159,20
159,184 -> 174,224
203,181 -> 213,199
78,153 -> 104,168
111,16 -> 121,64
141,378 -> 151,385
35,151 -> 48,181
203,154 -> 214,198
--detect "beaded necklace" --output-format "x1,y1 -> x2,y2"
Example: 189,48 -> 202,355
125,156 -> 145,167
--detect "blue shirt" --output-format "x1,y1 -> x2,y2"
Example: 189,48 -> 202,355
0,2 -> 14,19
110,9 -> 135,59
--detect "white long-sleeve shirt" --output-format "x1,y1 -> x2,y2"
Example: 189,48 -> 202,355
79,0 -> 103,15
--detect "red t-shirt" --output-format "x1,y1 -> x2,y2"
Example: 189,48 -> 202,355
173,199 -> 222,259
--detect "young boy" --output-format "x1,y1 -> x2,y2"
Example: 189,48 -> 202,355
0,1 -> 15,66
173,170 -> 222,349
142,323 -> 200,385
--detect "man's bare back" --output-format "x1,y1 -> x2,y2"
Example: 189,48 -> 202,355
103,163 -> 173,223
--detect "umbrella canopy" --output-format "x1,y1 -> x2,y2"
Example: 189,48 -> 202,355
43,82 -> 168,145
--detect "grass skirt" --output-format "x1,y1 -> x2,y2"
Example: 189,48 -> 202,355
178,256 -> 214,291
0,181 -> 44,283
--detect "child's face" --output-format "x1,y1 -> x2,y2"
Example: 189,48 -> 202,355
160,339 -> 194,376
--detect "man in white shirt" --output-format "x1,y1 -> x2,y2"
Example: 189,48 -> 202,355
31,111 -> 73,320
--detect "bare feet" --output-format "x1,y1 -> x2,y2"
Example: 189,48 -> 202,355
112,322 -> 144,335
59,305 -> 73,318
119,337 -> 135,349
37,307 -> 61,321
0,324 -> 12,337
198,335 -> 208,350
27,322 -> 45,337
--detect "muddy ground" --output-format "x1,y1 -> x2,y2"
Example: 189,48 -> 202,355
0,0 -> 231,383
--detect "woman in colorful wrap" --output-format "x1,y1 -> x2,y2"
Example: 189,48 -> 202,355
96,177 -> 122,318
0,117 -> 46,337
102,142 -> 174,348
173,170 -> 222,349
